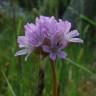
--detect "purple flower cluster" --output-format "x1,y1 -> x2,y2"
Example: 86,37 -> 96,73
15,16 -> 83,61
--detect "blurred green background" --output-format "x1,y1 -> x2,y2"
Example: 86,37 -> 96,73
0,0 -> 96,96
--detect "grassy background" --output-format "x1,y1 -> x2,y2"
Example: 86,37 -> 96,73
0,0 -> 96,96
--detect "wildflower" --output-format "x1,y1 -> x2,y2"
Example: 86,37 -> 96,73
15,36 -> 33,60
24,23 -> 44,47
15,16 -> 83,61
43,32 -> 67,61
15,23 -> 37,60
57,20 -> 83,43
35,16 -> 57,39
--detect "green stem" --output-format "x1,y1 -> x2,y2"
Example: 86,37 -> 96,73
36,55 -> 44,96
50,60 -> 57,96
36,64 -> 44,96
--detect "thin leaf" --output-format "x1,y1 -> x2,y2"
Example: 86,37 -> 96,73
65,58 -> 94,75
80,15 -> 96,27
1,70 -> 16,96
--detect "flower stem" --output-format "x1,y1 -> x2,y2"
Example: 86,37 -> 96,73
36,64 -> 44,96
36,55 -> 44,96
50,60 -> 58,96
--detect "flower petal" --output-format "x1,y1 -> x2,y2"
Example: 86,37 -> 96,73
69,38 -> 84,43
24,23 -> 35,32
17,36 -> 27,48
63,21 -> 71,33
42,45 -> 51,53
67,30 -> 79,38
29,30 -> 44,47
15,49 -> 27,56
57,51 -> 67,59
50,53 -> 56,61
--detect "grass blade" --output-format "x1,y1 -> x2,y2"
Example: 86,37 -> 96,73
1,70 -> 16,96
66,58 -> 94,75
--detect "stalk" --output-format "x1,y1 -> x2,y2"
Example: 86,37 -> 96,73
50,60 -> 58,96
36,55 -> 44,96
36,64 -> 44,96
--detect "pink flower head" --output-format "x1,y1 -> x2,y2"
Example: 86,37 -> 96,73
15,16 -> 83,61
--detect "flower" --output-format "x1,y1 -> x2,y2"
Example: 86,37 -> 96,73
15,36 -> 34,60
57,20 -> 83,43
15,23 -> 38,60
35,16 -> 57,39
43,32 -> 67,61
15,16 -> 83,61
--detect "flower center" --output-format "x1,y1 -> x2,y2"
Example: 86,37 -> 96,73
51,48 -> 57,52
